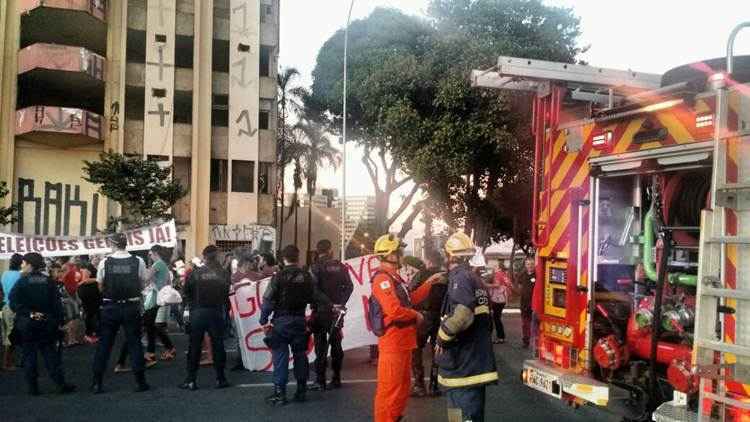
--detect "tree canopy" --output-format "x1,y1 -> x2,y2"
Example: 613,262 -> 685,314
83,152 -> 187,231
308,0 -> 582,247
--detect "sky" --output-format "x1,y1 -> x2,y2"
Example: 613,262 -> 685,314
278,0 -> 750,240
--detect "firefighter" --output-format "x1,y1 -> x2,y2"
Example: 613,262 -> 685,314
371,234 -> 444,422
436,232 -> 498,422
260,245 -> 330,406
10,253 -> 76,396
310,239 -> 354,391
179,245 -> 231,391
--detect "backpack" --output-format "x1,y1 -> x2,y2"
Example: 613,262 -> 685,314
368,271 -> 412,337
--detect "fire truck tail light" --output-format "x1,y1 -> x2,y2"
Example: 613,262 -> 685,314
592,131 -> 613,149
696,114 -> 714,128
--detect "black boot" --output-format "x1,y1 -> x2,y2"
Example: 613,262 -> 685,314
216,369 -> 230,389
330,373 -> 342,389
134,371 -> 150,392
265,386 -> 287,406
293,382 -> 307,402
90,373 -> 103,394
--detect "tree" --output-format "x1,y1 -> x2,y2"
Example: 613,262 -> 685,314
277,67 -> 306,248
293,117 -> 341,263
309,2 -> 582,248
0,181 -> 17,227
82,152 -> 187,231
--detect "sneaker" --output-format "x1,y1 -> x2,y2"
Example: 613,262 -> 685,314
160,348 -> 177,361
199,358 -> 214,366
145,357 -> 158,369
114,364 -> 132,373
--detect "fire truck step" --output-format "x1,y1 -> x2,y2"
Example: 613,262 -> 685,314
705,236 -> 750,245
702,286 -> 750,301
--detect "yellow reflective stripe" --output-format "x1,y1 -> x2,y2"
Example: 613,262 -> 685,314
474,305 -> 490,315
438,371 -> 499,388
438,328 -> 454,342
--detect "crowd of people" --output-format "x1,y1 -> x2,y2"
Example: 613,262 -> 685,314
0,230 -> 538,422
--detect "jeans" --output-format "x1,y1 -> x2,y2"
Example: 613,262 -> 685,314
143,306 -> 174,353
93,302 -> 145,376
446,386 -> 486,422
490,302 -> 505,340
19,320 -> 66,389
186,307 -> 226,381
267,316 -> 309,391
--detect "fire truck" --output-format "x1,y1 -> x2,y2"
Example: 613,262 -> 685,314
472,23 -> 750,421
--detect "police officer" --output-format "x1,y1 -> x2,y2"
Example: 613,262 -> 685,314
179,245 -> 231,390
260,245 -> 329,406
436,232 -> 498,422
310,239 -> 353,391
9,252 -> 76,396
91,233 -> 150,394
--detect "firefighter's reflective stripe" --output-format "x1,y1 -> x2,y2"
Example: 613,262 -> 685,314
439,305 -> 490,342
474,305 -> 490,315
438,371 -> 499,388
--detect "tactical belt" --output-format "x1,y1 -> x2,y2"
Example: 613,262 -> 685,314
103,297 -> 141,304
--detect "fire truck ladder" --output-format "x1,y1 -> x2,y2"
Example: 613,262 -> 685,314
692,22 -> 750,422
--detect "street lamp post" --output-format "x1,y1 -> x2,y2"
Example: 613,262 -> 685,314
341,0 -> 354,260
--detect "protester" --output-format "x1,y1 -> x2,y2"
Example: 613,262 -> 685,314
144,245 -> 176,362
1,253 -> 22,371
229,250 -> 259,371
437,232 -> 498,422
260,245 -> 329,406
91,233 -> 150,394
10,252 -> 76,395
310,239 -> 354,391
77,257 -> 102,344
179,245 -> 231,391
258,252 -> 279,278
371,234 -> 443,422
408,249 -> 447,397
516,256 -> 537,349
482,262 -> 512,344
61,258 -> 82,298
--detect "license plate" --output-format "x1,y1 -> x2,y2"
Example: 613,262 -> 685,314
526,368 -> 561,398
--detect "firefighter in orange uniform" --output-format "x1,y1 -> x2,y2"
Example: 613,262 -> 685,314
371,234 -> 445,422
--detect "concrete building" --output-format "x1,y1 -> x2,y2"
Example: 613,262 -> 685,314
343,195 -> 376,243
0,0 -> 279,258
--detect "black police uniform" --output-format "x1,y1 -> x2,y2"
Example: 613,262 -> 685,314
260,264 -> 328,403
9,271 -> 72,394
437,264 -> 498,422
310,256 -> 353,387
92,255 -> 148,392
182,263 -> 230,388
409,267 -> 447,394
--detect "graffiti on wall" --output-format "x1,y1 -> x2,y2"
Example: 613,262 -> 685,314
210,224 -> 275,251
16,178 -> 100,237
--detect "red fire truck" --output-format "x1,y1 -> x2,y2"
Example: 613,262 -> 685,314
473,23 -> 750,421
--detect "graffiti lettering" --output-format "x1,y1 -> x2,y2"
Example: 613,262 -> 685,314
17,178 -> 99,236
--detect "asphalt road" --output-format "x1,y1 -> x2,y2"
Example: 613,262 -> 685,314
0,314 -> 620,422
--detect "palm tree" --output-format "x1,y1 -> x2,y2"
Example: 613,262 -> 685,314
293,118 -> 341,264
276,67 -> 305,250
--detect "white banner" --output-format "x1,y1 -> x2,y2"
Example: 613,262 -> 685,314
0,220 -> 177,259
230,255 -> 382,371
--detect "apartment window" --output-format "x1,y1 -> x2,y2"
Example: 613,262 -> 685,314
210,159 -> 228,192
259,162 -> 272,194
232,160 -> 255,193
260,2 -> 273,23
259,111 -> 269,130
260,46 -> 271,77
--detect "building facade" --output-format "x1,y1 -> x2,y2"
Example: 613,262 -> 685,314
0,0 -> 279,258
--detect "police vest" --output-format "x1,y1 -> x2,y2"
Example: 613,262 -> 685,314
315,258 -> 349,305
102,256 -> 141,301
275,267 -> 314,313
191,265 -> 229,308
437,266 -> 498,389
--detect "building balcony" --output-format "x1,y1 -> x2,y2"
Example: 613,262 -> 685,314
20,0 -> 107,56
17,43 -> 106,115
16,106 -> 105,146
